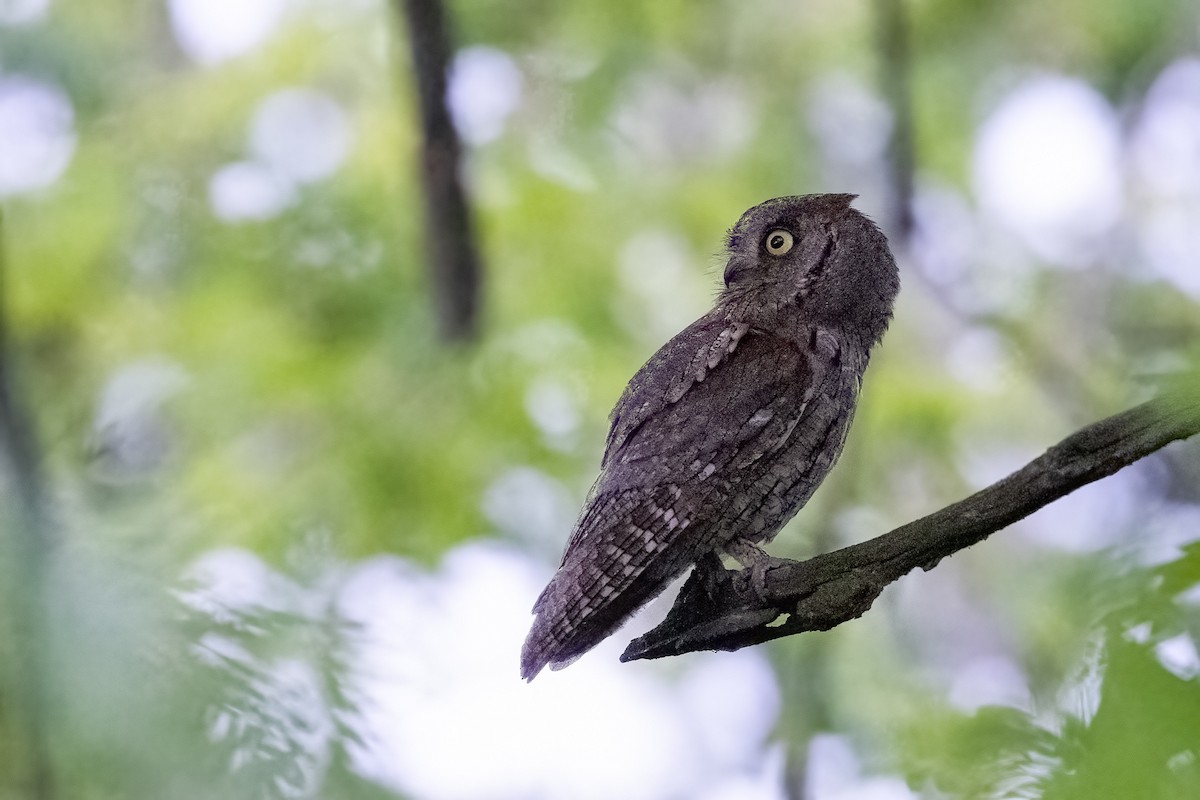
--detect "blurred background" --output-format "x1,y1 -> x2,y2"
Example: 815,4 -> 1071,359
1,0 -> 1199,798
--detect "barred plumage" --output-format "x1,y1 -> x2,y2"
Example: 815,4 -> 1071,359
521,194 -> 899,680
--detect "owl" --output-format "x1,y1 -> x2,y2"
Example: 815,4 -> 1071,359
521,194 -> 899,680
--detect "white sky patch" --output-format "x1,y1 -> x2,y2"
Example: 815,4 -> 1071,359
944,326 -> 1009,391
695,745 -> 787,800
617,229 -> 711,344
0,75 -> 75,196
184,551 -> 335,795
957,440 -> 1040,490
613,73 -> 756,168
1132,501 -> 1200,567
249,88 -> 352,184
91,357 -> 190,476
493,318 -> 590,367
225,658 -> 334,794
527,137 -> 598,192
96,359 -> 189,431
0,0 -> 50,26
1057,632 -> 1105,725
167,0 -> 288,66
447,46 -> 523,146
338,542 -> 785,799
910,182 -> 1039,316
948,655 -> 1032,713
910,183 -> 980,289
209,160 -> 296,221
807,734 -> 917,800
807,73 -> 892,168
181,547 -> 299,620
180,541 -> 785,798
1130,58 -> 1200,298
1015,464 -> 1140,552
678,654 -> 781,772
1138,207 -> 1200,298
1132,58 -> 1200,197
973,76 -> 1122,267
1178,582 -> 1200,609
1155,634 -> 1200,680
957,439 -> 1140,552
525,376 -> 583,450
481,466 -> 578,551
806,72 -> 892,201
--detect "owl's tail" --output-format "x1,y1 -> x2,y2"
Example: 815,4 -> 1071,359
519,585 -> 591,681
519,558 -> 681,681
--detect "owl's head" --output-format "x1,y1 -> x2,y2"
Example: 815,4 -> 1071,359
720,194 -> 899,345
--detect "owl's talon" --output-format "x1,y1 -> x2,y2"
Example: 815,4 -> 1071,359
749,565 -> 769,601
724,539 -> 782,602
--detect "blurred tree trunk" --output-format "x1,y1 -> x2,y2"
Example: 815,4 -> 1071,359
874,0 -> 915,248
393,0 -> 484,343
0,209 -> 56,799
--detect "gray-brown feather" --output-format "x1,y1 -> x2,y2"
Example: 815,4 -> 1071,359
521,194 -> 898,680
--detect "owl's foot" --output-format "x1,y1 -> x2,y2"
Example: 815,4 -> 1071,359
724,539 -> 786,601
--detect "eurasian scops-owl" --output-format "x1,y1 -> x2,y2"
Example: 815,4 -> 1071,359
521,194 -> 899,680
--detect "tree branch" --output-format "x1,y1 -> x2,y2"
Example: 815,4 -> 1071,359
622,388 -> 1200,662
393,0 -> 484,342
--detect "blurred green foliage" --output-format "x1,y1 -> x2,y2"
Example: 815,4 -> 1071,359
1,0 -> 1199,797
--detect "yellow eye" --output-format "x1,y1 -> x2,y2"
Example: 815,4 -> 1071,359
764,229 -> 794,256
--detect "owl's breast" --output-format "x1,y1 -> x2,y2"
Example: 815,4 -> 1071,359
715,331 -> 868,546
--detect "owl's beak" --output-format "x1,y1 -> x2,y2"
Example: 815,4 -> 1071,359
723,255 -> 751,286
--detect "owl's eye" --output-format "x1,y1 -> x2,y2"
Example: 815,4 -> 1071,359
764,229 -> 794,256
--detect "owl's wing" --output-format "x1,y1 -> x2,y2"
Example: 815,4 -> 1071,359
521,317 -> 840,680
600,312 -> 753,470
